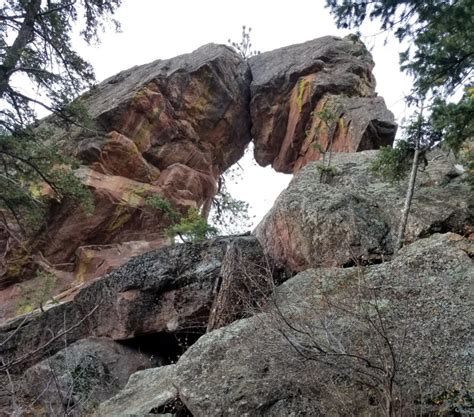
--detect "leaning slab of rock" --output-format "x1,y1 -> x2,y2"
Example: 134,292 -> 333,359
0,235 -> 267,373
249,35 -> 397,173
97,233 -> 473,417
0,43 -> 252,321
255,149 -> 473,271
19,337 -> 160,416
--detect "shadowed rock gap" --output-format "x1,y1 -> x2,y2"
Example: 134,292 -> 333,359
120,331 -> 204,365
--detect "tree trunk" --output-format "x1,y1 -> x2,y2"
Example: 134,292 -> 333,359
395,121 -> 422,253
0,0 -> 42,98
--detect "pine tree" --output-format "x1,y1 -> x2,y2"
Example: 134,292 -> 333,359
327,0 -> 473,249
0,0 -> 122,234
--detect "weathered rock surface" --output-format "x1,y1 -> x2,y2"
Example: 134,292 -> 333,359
256,149 -> 473,271
0,43 -> 252,319
1,37 -> 396,322
249,35 -> 397,173
20,337 -> 160,416
97,233 -> 473,417
0,235 -> 266,373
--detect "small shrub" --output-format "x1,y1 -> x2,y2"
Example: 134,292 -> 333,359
228,25 -> 260,59
166,208 -> 218,243
312,142 -> 326,154
145,195 -> 217,243
145,195 -> 180,223
315,163 -> 340,175
370,142 -> 413,182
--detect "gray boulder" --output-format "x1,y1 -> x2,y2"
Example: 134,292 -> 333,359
255,149 -> 473,271
20,337 -> 160,416
0,235 -> 267,373
96,233 -> 473,416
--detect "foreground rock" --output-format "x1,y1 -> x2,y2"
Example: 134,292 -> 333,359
0,235 -> 267,373
249,35 -> 397,173
256,149 -> 473,271
97,233 -> 473,417
20,337 -> 160,416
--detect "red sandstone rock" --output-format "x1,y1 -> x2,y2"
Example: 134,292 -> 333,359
0,44 -> 251,321
249,36 -> 397,173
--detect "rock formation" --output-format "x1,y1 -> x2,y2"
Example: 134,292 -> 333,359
8,36 -> 473,417
21,337 -> 161,416
0,36 -> 397,322
0,235 -> 268,373
39,43 -> 251,270
0,44 -> 252,320
249,36 -> 397,173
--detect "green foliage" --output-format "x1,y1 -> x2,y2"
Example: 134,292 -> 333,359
210,170 -> 253,235
431,89 -> 474,155
0,129 -> 94,232
0,0 -> 121,234
371,111 -> 442,183
0,0 -> 122,130
426,88 -> 473,186
399,0 -> 473,98
371,143 -> 412,183
228,25 -> 260,60
166,208 -> 218,243
146,194 -> 218,243
315,163 -> 340,176
312,105 -> 338,129
461,144 -> 474,187
145,195 -> 180,223
310,101 -> 341,180
311,142 -> 326,154
326,0 -> 473,99
326,0 -> 473,173
16,269 -> 57,314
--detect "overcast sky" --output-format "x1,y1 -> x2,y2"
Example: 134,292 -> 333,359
74,0 -> 413,230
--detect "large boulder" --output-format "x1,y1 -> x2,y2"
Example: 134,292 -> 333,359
0,235 -> 267,373
0,43 -> 252,320
19,337 -> 160,416
249,35 -> 397,173
97,233 -> 473,417
255,149 -> 473,271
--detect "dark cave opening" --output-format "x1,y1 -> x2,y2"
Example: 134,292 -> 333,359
149,397 -> 193,416
119,330 -> 205,365
341,255 -> 389,268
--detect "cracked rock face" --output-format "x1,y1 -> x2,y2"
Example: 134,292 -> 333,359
0,236 -> 267,374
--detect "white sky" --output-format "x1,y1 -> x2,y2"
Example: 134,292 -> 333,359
73,0 -> 414,230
